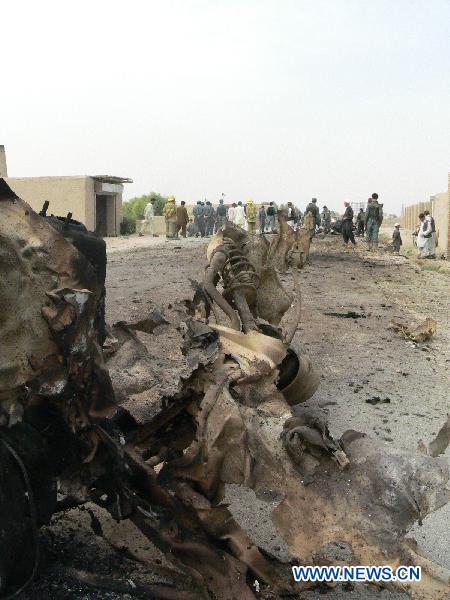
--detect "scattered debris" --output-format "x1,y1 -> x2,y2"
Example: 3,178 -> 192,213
324,311 -> 366,319
115,310 -> 169,334
64,568 -> 198,599
389,317 -> 437,343
366,396 -> 391,405
282,414 -> 350,471
1,182 -> 449,600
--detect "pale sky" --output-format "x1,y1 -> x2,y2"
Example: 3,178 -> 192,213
2,0 -> 450,214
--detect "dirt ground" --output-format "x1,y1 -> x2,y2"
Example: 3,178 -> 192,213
21,233 -> 449,599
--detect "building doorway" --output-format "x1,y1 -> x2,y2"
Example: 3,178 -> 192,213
95,194 -> 116,236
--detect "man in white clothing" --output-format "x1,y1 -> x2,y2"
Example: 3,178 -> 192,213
416,212 -> 436,258
234,201 -> 246,228
139,199 -> 155,236
227,203 -> 237,224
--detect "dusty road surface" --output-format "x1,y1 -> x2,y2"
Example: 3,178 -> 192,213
22,234 -> 449,599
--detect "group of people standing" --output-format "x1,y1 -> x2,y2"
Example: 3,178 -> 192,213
191,198 -> 279,237
162,196 -> 191,238
139,196 -> 278,240
338,195 -> 436,258
138,196 -> 191,239
138,193 -> 438,260
339,193 -> 384,250
189,197 -> 325,238
138,195 -> 349,241
191,200 -> 220,237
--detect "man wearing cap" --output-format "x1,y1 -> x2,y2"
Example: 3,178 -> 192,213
392,223 -> 402,253
245,198 -> 257,235
193,201 -> 204,237
163,195 -> 178,239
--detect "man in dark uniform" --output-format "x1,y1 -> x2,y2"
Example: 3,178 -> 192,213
215,198 -> 227,231
258,204 -> 266,233
266,202 -> 276,232
193,201 -> 205,237
356,208 -> 365,236
365,193 -> 383,250
305,198 -> 321,235
321,206 -> 331,233
342,201 -> 356,247
176,200 -> 189,237
392,223 -> 402,253
204,201 -> 215,236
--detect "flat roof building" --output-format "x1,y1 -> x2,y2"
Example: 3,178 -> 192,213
2,146 -> 132,236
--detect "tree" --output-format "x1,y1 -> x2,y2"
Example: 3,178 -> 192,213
122,193 -> 168,230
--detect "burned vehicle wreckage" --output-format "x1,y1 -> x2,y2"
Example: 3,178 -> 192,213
0,179 -> 449,599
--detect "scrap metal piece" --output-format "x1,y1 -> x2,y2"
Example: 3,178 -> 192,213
282,414 -> 350,470
118,311 -> 169,335
428,414 -> 450,458
0,179 -> 116,594
277,348 -> 320,405
267,210 -> 312,272
389,317 -> 437,343
210,324 -> 287,372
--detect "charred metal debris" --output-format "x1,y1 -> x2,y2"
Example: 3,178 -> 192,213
0,181 -> 449,599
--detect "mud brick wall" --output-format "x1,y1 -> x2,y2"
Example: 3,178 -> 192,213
402,176 -> 450,258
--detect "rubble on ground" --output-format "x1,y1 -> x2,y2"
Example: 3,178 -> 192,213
0,181 -> 449,599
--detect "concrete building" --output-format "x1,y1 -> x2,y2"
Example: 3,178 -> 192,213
402,173 -> 450,258
1,146 -> 131,236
